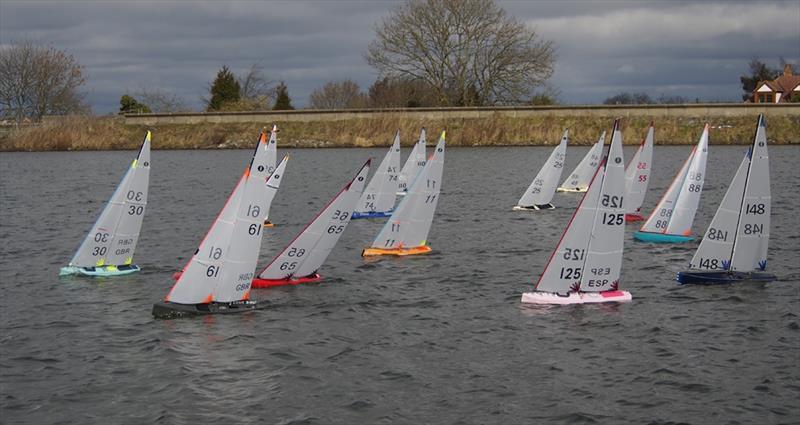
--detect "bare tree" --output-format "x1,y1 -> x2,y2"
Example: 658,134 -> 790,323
309,79 -> 368,109
365,0 -> 555,106
135,87 -> 189,112
237,61 -> 275,110
0,40 -> 87,122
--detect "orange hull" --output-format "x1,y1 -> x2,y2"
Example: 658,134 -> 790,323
361,245 -> 432,257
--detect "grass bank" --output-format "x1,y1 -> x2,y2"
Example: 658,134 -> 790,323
1,112 -> 798,151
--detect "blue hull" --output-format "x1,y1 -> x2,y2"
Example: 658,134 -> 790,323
59,264 -> 141,277
351,211 -> 392,219
676,270 -> 776,285
633,231 -> 694,243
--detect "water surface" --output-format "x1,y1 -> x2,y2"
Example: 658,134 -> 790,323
1,144 -> 798,424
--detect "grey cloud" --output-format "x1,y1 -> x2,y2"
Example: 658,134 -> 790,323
1,0 -> 797,113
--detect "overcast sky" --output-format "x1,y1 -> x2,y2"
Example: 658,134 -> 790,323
1,0 -> 798,113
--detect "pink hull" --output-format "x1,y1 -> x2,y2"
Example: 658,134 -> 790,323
521,290 -> 632,305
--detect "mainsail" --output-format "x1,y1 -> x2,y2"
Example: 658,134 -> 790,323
637,124 -> 708,240
524,119 -> 630,304
558,131 -> 604,192
515,129 -> 568,209
678,115 -> 773,284
365,131 -> 445,254
397,128 -> 427,193
624,124 -> 654,217
254,160 -> 370,285
64,132 -> 151,274
354,132 -> 400,216
164,140 -> 288,305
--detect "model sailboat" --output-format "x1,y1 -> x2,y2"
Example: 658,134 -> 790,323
677,115 -> 773,284
352,132 -> 400,219
521,120 -> 631,305
557,131 -> 604,193
263,125 -> 278,227
252,160 -> 370,287
152,139 -> 289,319
60,132 -> 151,277
623,124 -> 654,222
513,129 -> 568,210
633,124 -> 708,243
397,128 -> 427,195
363,131 -> 445,257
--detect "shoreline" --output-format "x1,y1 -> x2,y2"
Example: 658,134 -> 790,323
2,105 -> 798,151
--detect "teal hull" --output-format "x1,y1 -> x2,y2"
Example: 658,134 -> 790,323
59,264 -> 141,277
632,231 -> 694,243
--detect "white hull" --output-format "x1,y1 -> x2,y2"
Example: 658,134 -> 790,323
556,187 -> 588,193
521,290 -> 632,305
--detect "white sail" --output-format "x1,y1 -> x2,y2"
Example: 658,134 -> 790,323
534,152 -> 605,293
397,128 -> 427,193
689,152 -> 749,270
259,161 -> 370,279
371,131 -> 445,249
665,124 -> 708,235
624,125 -> 654,215
263,126 -> 278,223
214,154 -> 288,302
355,132 -> 400,214
69,132 -> 151,268
166,146 -> 288,305
559,131 -> 604,192
730,116 -> 770,272
516,129 -> 568,207
265,125 -> 278,174
579,123 -> 626,292
639,125 -> 707,234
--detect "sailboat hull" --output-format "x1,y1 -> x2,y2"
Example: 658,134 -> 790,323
624,213 -> 645,222
59,264 -> 141,277
152,300 -> 258,319
521,290 -> 632,305
556,187 -> 587,193
676,270 -> 776,285
251,274 -> 322,288
512,203 -> 555,211
362,245 -> 432,257
352,211 -> 393,219
633,231 -> 694,243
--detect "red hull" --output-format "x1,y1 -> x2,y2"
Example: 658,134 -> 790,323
625,213 -> 644,222
251,274 -> 322,288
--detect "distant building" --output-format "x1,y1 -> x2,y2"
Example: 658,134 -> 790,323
751,64 -> 800,103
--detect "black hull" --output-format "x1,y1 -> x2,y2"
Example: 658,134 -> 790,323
676,270 -> 776,285
152,300 -> 258,319
513,203 -> 555,211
